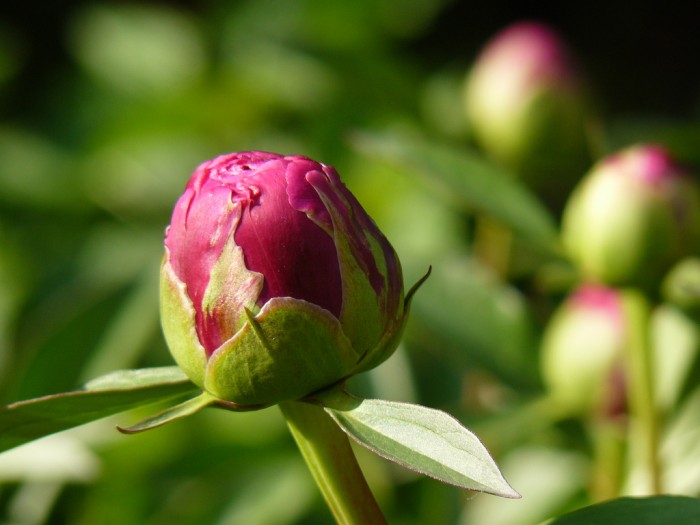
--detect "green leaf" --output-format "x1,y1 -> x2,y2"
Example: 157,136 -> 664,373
352,130 -> 560,253
0,366 -> 198,453
545,496 -> 700,525
409,254 -> 539,389
316,388 -> 520,498
83,366 -> 189,390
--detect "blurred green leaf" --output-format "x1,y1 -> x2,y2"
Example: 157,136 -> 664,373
68,4 -> 205,94
651,305 -> 699,412
0,127 -> 87,211
12,284 -> 139,400
409,255 -> 539,388
213,459 -> 315,525
0,367 -> 197,453
352,130 -> 560,253
319,389 -> 520,498
545,496 -> 700,524
660,386 -> 700,495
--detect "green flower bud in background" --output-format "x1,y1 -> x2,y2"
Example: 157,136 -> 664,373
464,21 -> 590,201
562,144 -> 700,288
662,257 -> 700,318
541,284 -> 627,417
160,151 -> 408,406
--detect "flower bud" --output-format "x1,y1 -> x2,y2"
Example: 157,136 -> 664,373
541,284 -> 626,417
160,151 -> 407,406
562,145 -> 700,288
464,22 -> 589,188
662,257 -> 700,318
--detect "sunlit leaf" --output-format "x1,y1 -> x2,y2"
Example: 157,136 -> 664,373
0,367 -> 197,453
318,388 -> 520,498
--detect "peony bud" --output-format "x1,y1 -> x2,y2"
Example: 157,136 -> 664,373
160,151 -> 408,406
541,284 -> 627,417
562,144 -> 700,288
662,257 -> 700,318
464,22 -> 589,189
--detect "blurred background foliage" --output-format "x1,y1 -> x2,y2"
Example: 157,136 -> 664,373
1,0 -> 699,524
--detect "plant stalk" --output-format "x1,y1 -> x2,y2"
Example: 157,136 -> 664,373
621,290 -> 662,494
474,216 -> 513,279
279,400 -> 387,525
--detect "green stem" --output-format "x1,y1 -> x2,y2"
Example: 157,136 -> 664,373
621,290 -> 662,494
590,418 -> 626,501
474,216 -> 512,279
279,400 -> 387,525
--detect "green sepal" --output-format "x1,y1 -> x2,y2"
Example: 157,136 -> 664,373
118,391 -> 218,434
315,187 -> 386,358
204,297 -> 358,406
353,267 -> 431,374
119,388 -> 276,435
160,256 -> 207,387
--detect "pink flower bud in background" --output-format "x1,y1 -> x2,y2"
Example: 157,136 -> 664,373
464,22 -> 590,202
541,284 -> 627,417
160,152 -> 408,405
562,144 -> 700,288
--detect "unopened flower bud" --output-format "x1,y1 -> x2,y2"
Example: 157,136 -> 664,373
464,22 -> 589,188
541,284 -> 626,416
662,257 -> 700,318
562,144 -> 700,288
160,152 -> 408,406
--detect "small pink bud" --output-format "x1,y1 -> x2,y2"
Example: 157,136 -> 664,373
541,284 -> 627,416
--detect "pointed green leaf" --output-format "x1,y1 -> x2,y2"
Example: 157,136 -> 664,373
0,366 -> 198,453
317,389 -> 519,498
545,496 -> 700,525
118,391 -> 217,434
352,130 -> 560,253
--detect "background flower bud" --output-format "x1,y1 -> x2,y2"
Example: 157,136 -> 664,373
160,151 -> 406,405
662,257 -> 700,319
561,144 -> 700,288
541,284 -> 626,417
464,21 -> 590,200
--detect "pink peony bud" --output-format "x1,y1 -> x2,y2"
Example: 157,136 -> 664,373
464,22 -> 590,195
160,152 -> 409,405
562,144 -> 700,288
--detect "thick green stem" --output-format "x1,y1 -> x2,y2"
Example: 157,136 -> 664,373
621,290 -> 662,494
279,400 -> 387,525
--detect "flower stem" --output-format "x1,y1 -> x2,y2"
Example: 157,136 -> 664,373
474,216 -> 512,279
279,400 -> 387,525
621,290 -> 662,494
590,418 -> 626,501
